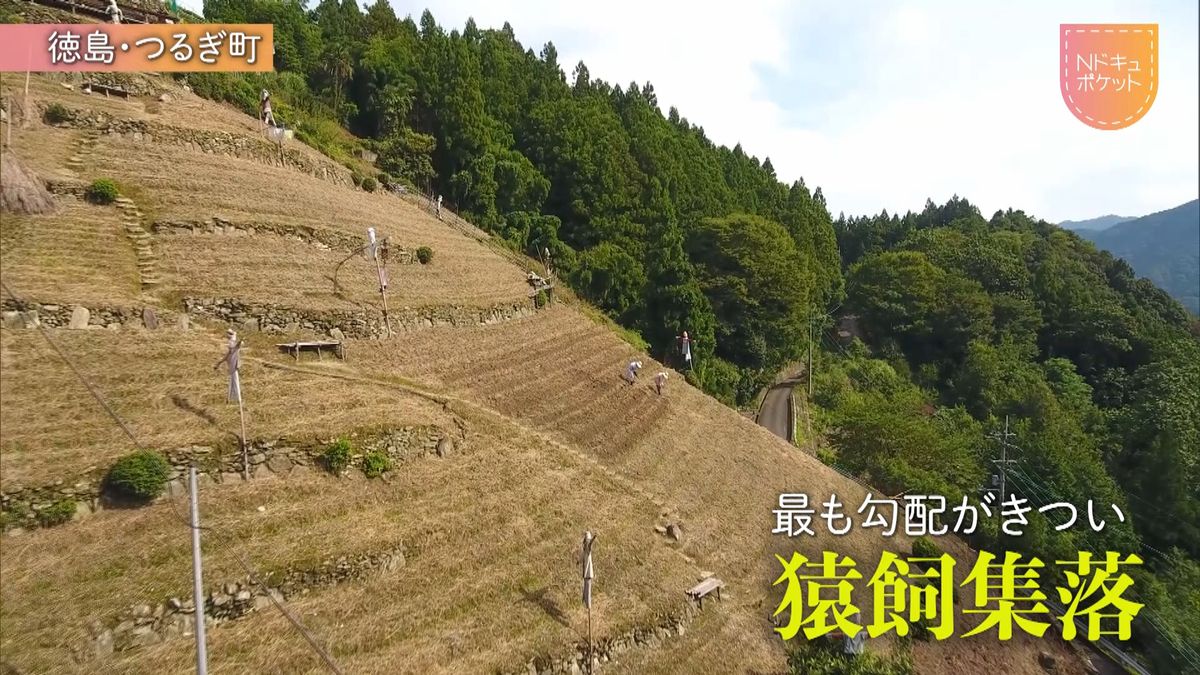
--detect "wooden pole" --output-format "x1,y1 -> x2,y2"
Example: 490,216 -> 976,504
373,252 -> 392,337
237,387 -> 249,480
587,603 -> 593,675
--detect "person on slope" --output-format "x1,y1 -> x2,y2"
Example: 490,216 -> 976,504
625,360 -> 643,384
654,371 -> 668,396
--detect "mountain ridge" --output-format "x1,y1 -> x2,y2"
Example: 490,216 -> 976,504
1058,213 -> 1134,231
1075,199 -> 1200,314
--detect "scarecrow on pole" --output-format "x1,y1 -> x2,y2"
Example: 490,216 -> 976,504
214,328 -> 242,403
677,331 -> 696,370
214,329 -> 250,479
366,227 -> 393,336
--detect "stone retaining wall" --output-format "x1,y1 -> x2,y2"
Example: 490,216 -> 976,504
508,605 -> 698,675
89,544 -> 407,657
184,297 -> 537,339
152,217 -> 421,263
45,105 -> 352,187
1,426 -> 449,532
0,300 -> 180,331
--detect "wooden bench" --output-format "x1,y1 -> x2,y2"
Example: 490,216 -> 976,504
685,577 -> 725,609
276,340 -> 344,362
84,82 -> 130,98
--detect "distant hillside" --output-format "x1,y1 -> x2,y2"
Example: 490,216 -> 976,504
1076,200 -> 1200,314
1059,214 -> 1134,231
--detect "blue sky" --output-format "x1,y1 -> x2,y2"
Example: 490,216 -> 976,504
182,0 -> 1199,222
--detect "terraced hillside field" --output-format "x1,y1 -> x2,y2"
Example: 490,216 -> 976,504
0,72 -> 1098,675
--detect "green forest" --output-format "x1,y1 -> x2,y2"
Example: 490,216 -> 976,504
185,2 -> 1199,671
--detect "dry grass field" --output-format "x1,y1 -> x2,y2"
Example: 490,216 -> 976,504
0,329 -> 451,489
1,412 -> 696,674
0,196 -> 142,306
86,135 -> 531,309
2,125 -> 83,181
0,73 -> 1097,675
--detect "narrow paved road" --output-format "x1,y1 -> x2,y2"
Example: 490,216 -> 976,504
757,374 -> 804,442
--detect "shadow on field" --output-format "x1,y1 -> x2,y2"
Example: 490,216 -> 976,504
519,585 -> 571,628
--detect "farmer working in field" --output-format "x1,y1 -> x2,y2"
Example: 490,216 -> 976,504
654,371 -> 668,396
625,360 -> 643,384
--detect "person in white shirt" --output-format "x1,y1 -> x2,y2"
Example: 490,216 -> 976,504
654,371 -> 668,395
106,0 -> 123,23
625,360 -> 643,384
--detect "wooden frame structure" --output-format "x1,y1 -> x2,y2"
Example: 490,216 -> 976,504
275,340 -> 345,362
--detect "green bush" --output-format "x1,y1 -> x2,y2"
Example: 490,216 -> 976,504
911,535 -> 942,559
43,102 -> 70,124
105,451 -> 171,503
377,171 -> 393,188
36,498 -> 77,527
534,289 -> 548,308
322,438 -> 352,475
351,172 -> 364,187
361,176 -> 378,192
0,503 -> 30,530
416,246 -> 434,264
86,178 -> 120,205
361,450 -> 392,479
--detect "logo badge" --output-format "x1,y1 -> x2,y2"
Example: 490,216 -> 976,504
1060,24 -> 1158,130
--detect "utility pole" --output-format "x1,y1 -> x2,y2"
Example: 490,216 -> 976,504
806,315 -> 815,398
987,415 -> 1019,503
188,467 -> 209,675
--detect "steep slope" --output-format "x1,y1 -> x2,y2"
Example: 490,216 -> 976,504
1075,200 -> 1200,314
0,73 -> 1093,674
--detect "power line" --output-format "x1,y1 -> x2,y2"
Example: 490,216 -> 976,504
0,281 -> 345,674
1002,469 -> 1200,671
985,416 -> 1019,504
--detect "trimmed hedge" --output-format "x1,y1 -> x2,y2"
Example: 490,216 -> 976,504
43,103 -> 70,124
86,178 -> 120,205
416,246 -> 433,264
105,450 -> 170,503
361,450 -> 392,478
322,438 -> 352,475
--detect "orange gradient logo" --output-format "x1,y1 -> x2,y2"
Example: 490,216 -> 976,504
1060,24 -> 1158,130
